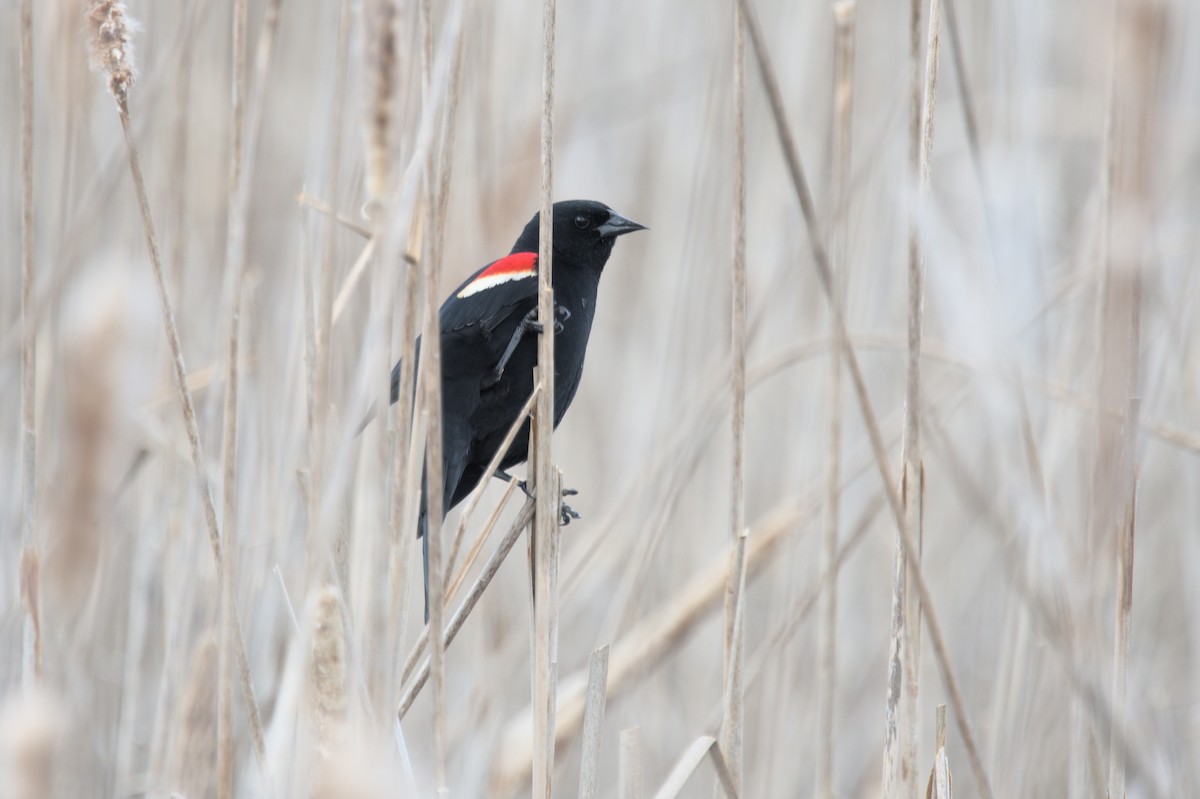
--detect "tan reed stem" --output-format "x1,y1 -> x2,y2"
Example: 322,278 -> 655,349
720,0 -> 748,792
19,0 -> 42,690
530,0 -> 559,795
818,4 -> 855,796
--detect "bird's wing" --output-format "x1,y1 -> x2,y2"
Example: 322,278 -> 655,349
440,252 -> 539,337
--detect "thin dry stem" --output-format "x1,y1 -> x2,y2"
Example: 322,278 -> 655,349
531,0 -> 559,795
721,0 -> 748,791
818,4 -> 855,796
900,2 -> 942,796
19,0 -> 41,689
217,2 -> 249,793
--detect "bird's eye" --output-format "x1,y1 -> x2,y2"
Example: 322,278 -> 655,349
574,215 -> 589,229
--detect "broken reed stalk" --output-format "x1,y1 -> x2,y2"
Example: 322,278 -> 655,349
887,0 -> 923,791
818,4 -> 855,796
721,0 -> 748,792
734,1 -> 993,796
577,645 -> 611,799
85,0 -> 267,775
927,704 -> 952,798
654,736 -> 739,799
619,727 -> 644,799
530,0 -> 559,795
19,0 -> 41,688
397,501 -> 535,719
217,1 -> 249,794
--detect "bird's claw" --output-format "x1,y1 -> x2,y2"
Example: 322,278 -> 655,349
507,476 -> 580,525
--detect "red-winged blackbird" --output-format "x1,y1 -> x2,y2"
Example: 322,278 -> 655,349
390,199 -> 646,619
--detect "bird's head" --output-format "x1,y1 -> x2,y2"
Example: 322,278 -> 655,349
512,200 -> 646,268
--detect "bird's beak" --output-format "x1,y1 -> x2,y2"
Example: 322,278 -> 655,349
597,211 -> 648,239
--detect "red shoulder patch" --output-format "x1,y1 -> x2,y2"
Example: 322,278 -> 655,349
457,252 -> 538,298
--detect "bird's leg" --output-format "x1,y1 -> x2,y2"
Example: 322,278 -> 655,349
493,469 -> 581,525
483,308 -> 542,388
482,305 -> 572,389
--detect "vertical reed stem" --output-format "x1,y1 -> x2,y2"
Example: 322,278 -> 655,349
818,4 -> 855,796
531,0 -> 559,794
18,0 -> 42,690
418,0 -> 448,790
720,0 -> 748,792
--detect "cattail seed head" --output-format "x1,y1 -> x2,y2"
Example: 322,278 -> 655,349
308,587 -> 348,758
86,0 -> 137,110
363,0 -> 399,206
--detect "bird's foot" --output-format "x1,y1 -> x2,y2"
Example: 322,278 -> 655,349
495,470 -> 580,525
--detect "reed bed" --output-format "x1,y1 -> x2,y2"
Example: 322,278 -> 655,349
1,0 -> 1196,796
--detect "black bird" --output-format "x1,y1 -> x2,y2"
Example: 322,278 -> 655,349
390,199 -> 646,619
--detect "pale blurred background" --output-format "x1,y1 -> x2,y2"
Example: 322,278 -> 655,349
2,0 -> 1199,797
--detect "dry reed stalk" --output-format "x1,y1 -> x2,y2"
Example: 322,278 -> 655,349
18,0 -> 40,688
654,736 -> 739,799
530,0 -> 559,795
577,645 -> 611,799
169,634 -> 219,799
1107,479 -> 1137,799
900,3 -> 941,797
619,726 -> 644,799
217,2 -> 249,794
735,2 -> 993,796
818,5 -> 855,796
386,207 -> 426,717
0,689 -> 63,799
85,1 -> 268,774
397,501 -> 536,720
490,502 -> 805,794
1099,3 -> 1161,794
720,0 -> 748,792
309,0 -> 354,588
926,704 -> 952,799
